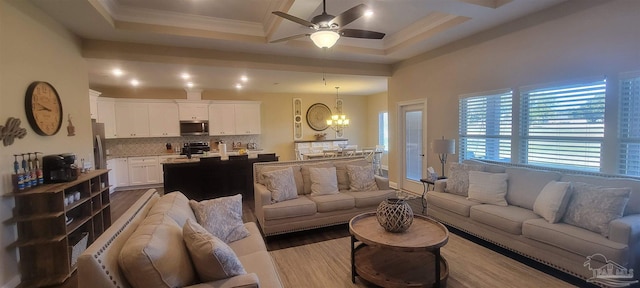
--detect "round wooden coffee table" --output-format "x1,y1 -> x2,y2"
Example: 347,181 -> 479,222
349,212 -> 449,287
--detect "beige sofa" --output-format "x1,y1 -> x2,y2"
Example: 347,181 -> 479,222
253,157 -> 396,236
78,189 -> 283,288
427,159 -> 640,283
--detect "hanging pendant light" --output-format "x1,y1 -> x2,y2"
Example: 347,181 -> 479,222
326,87 -> 350,132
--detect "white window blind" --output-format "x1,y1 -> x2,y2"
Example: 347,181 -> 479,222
459,91 -> 512,162
520,79 -> 606,171
619,74 -> 640,176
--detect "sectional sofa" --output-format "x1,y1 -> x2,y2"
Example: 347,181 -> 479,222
427,159 -> 640,283
253,157 -> 396,236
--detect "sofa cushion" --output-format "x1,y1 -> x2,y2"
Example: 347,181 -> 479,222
227,222 -> 266,257
183,219 -> 247,282
562,182 -> 631,237
523,218 -> 629,265
505,167 -> 561,210
309,167 -> 339,196
346,164 -> 378,191
470,205 -> 540,235
189,194 -> 250,243
533,181 -> 572,223
257,165 -> 304,195
561,174 -> 640,216
147,191 -> 196,227
262,167 -> 298,203
426,191 -> 480,217
445,163 -> 484,196
237,251 -> 284,288
308,193 -> 355,212
263,196 -> 317,220
344,190 -> 395,208
119,214 -> 196,288
334,158 -> 370,190
301,162 -> 334,195
467,171 -> 509,206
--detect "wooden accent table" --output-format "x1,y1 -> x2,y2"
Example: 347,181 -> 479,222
349,212 -> 449,287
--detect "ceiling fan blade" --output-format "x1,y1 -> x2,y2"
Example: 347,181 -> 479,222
340,29 -> 385,39
329,4 -> 367,28
270,34 -> 310,43
272,11 -> 317,29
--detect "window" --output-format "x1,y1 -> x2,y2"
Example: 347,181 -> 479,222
619,73 -> 640,176
378,112 -> 388,151
520,79 -> 606,171
459,90 -> 512,162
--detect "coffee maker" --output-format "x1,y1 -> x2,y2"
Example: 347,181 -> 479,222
42,153 -> 78,183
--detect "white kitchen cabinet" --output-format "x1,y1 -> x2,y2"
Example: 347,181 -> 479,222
97,99 -> 117,138
178,103 -> 209,121
149,103 -> 180,137
209,103 -> 236,135
106,158 -> 117,193
157,155 -> 180,183
89,89 -> 101,120
113,158 -> 130,187
234,102 -> 261,134
128,156 -> 159,185
115,102 -> 150,138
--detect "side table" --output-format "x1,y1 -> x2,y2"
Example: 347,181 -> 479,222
420,177 -> 446,213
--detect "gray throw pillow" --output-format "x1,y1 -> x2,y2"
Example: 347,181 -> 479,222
346,164 -> 378,192
189,194 -> 250,243
445,163 -> 484,196
533,181 -> 572,223
562,182 -> 631,237
262,167 -> 298,203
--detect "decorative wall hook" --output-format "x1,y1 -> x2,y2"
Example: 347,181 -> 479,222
0,117 -> 27,146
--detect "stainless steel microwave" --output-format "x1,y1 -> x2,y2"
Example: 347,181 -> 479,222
180,120 -> 209,136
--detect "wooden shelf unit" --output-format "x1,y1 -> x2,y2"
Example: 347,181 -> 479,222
6,170 -> 111,287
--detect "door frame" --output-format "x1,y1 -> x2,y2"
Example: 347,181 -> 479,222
396,99 -> 428,194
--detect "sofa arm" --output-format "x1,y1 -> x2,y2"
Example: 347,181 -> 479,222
375,175 -> 390,190
254,183 -> 271,224
186,273 -> 259,288
434,179 -> 447,192
609,214 -> 640,271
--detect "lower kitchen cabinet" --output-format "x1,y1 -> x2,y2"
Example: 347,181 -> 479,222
113,158 -> 130,187
128,156 -> 159,185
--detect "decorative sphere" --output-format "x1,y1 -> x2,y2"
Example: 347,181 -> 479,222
376,198 -> 414,233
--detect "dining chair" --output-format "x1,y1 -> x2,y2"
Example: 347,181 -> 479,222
341,148 -> 356,157
361,147 -> 376,162
323,149 -> 339,158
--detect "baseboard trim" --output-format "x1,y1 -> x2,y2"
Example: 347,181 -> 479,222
389,181 -> 398,189
2,275 -> 20,288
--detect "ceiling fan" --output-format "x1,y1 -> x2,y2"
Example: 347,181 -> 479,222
270,0 -> 385,48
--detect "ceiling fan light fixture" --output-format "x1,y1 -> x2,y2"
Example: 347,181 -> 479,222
310,30 -> 340,48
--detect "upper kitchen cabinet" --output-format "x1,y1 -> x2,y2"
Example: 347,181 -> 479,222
89,89 -> 101,119
234,102 -> 261,135
178,103 -> 209,121
148,103 -> 179,137
115,102 -> 150,138
209,103 -> 235,136
97,99 -> 117,139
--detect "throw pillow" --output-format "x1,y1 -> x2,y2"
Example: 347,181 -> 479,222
467,171 -> 509,206
309,167 -> 339,196
183,219 -> 246,282
533,181 -> 572,223
189,194 -> 250,243
262,167 -> 298,203
334,159 -> 370,190
346,164 -> 378,191
562,182 -> 631,237
445,163 -> 485,196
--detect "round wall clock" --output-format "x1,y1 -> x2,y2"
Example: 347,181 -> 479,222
25,81 -> 63,136
306,103 -> 331,131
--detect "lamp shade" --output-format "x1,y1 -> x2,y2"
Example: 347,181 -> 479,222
310,30 -> 340,48
432,139 -> 456,154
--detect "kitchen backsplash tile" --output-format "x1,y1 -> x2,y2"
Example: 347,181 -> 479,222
106,135 -> 260,157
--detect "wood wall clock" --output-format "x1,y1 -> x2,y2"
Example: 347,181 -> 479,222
25,81 -> 63,136
306,103 -> 331,131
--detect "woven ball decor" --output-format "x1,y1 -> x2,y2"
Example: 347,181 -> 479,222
376,198 -> 414,233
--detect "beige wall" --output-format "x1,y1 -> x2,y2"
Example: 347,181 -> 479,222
388,0 -> 640,186
366,91 -> 389,167
0,0 -> 92,286
93,86 -> 376,161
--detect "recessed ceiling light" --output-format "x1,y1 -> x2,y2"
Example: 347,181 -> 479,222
240,75 -> 248,82
235,83 -> 243,89
130,79 -> 139,86
112,69 -> 123,77
186,82 -> 194,88
181,73 -> 191,80
364,10 -> 373,17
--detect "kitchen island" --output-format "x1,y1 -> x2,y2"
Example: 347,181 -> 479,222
162,154 -> 277,201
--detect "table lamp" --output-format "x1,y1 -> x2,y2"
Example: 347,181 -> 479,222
431,137 -> 456,178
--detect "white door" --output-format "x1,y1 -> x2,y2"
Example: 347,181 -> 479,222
400,102 -> 426,193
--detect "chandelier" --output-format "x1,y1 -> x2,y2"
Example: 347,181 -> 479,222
326,87 -> 349,131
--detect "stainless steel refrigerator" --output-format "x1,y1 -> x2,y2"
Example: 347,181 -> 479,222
92,119 -> 106,170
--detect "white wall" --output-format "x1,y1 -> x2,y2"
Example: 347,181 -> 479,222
388,0 -> 640,185
0,0 -> 91,286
